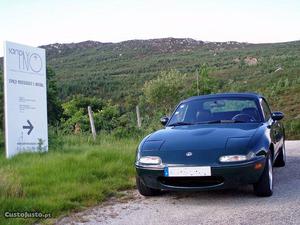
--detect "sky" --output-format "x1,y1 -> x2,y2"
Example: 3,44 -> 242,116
0,0 -> 300,56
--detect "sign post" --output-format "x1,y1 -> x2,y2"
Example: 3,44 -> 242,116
3,41 -> 48,158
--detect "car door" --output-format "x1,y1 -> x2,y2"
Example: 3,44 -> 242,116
260,98 -> 282,156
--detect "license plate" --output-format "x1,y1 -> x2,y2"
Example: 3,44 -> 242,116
164,166 -> 211,177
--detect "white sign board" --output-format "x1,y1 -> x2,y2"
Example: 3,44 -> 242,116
3,41 -> 48,158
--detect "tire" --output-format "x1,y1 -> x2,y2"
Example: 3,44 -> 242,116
274,142 -> 286,167
136,176 -> 161,196
253,154 -> 273,197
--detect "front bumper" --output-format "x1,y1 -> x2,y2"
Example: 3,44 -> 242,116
136,156 -> 266,191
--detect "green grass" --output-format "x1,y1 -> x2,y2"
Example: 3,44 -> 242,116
0,134 -> 139,225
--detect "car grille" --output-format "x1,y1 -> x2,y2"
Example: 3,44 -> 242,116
158,176 -> 224,187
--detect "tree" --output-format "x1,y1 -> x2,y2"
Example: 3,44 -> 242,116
196,64 -> 216,95
143,70 -> 189,114
47,67 -> 63,126
93,101 -> 120,132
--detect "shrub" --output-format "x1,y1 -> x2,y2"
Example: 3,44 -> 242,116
61,96 -> 105,133
285,119 -> 300,139
143,69 -> 189,114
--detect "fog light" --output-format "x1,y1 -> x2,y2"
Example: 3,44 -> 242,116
139,156 -> 162,165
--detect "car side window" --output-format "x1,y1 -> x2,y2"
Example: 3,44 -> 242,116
261,99 -> 272,121
172,104 -> 188,123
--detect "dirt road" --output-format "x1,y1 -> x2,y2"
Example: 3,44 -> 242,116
57,141 -> 300,225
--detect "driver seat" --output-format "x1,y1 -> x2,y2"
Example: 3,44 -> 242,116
241,107 -> 260,121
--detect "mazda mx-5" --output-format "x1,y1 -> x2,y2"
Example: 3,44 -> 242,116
135,93 -> 285,197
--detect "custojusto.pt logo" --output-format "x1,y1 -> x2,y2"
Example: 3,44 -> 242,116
8,48 -> 43,73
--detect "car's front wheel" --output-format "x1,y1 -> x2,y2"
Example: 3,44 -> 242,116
274,142 -> 286,167
253,154 -> 273,197
136,176 -> 161,196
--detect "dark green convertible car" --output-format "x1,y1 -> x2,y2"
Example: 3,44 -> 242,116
135,93 -> 285,197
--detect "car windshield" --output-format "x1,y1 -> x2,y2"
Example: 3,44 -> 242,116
168,97 -> 261,126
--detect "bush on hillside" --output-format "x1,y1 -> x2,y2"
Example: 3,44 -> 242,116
142,65 -> 219,115
60,96 -> 140,137
61,95 -> 105,133
143,69 -> 190,114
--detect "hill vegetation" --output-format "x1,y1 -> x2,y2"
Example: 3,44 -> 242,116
43,38 -> 300,139
40,38 -> 255,100
0,38 -> 300,139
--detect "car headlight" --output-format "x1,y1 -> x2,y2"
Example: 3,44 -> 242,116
219,152 -> 255,162
138,156 -> 162,165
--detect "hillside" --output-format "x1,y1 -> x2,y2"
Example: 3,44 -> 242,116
40,38 -> 256,100
1,38 -> 300,138
1,38 -> 299,101
38,39 -> 299,97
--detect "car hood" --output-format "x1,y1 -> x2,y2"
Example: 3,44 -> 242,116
142,123 -> 262,165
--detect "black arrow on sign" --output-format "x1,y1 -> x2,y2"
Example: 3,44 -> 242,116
23,120 -> 34,135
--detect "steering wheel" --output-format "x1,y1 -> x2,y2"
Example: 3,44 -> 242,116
232,114 -> 256,122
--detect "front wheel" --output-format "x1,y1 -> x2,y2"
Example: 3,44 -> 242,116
136,176 -> 161,196
253,154 -> 273,197
274,142 -> 286,167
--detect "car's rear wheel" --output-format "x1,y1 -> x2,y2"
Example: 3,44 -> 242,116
253,154 -> 273,197
274,142 -> 286,167
136,176 -> 161,196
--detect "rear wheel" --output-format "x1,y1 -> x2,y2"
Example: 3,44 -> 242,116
274,142 -> 286,167
253,154 -> 273,197
136,176 -> 161,196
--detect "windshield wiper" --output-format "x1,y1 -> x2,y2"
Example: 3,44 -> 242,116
168,122 -> 194,126
232,120 -> 248,123
196,120 -> 238,124
169,119 -> 250,126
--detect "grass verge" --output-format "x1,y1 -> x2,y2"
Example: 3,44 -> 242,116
0,134 -> 138,225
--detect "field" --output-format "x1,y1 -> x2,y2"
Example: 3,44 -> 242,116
0,134 -> 138,225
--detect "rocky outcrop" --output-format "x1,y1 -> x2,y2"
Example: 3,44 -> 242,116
244,57 -> 258,66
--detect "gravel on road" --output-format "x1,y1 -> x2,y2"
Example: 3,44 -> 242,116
56,141 -> 300,225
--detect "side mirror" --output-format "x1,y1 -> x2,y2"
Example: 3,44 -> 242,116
271,111 -> 284,121
160,116 -> 169,126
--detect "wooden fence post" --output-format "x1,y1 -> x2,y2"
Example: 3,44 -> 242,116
88,106 -> 97,141
196,69 -> 200,96
136,105 -> 142,128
